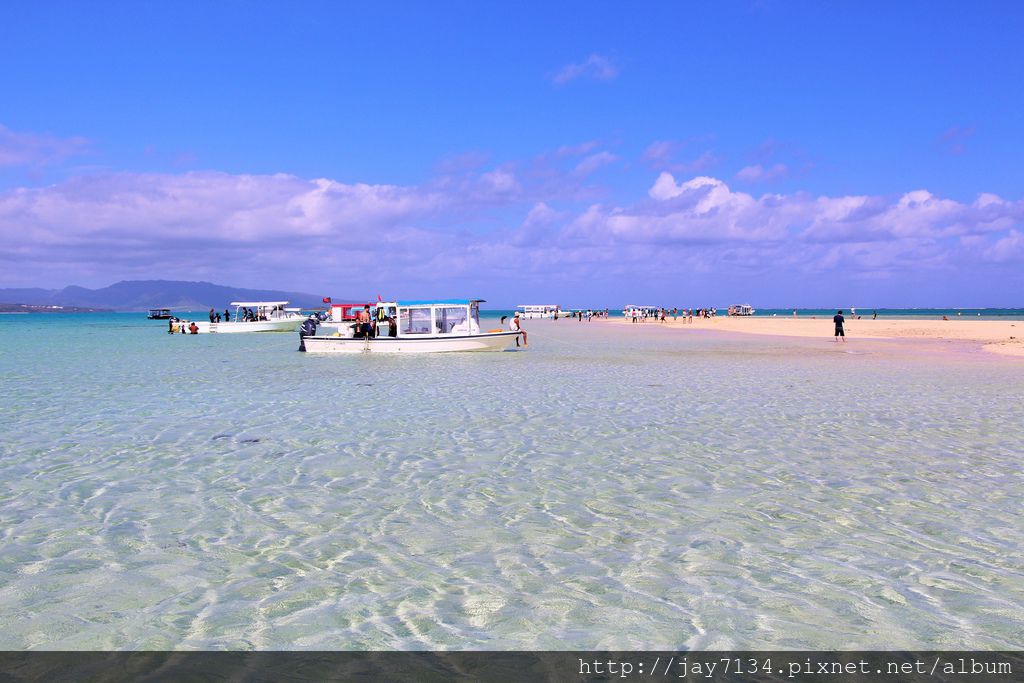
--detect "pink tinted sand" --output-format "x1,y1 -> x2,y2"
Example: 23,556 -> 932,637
607,315 -> 1024,357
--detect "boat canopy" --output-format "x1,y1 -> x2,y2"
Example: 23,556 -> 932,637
230,301 -> 290,308
329,302 -> 375,321
397,299 -> 484,306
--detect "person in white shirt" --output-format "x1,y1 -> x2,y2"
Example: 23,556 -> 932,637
509,311 -> 528,347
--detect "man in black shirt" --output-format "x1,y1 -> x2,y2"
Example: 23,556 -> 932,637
834,310 -> 846,342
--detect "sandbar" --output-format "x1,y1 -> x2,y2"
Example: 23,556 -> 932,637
606,315 -> 1024,357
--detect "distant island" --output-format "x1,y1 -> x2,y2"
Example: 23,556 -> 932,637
0,280 -> 340,312
0,303 -> 111,314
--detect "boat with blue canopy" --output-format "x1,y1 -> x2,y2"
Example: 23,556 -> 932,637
299,299 -> 521,353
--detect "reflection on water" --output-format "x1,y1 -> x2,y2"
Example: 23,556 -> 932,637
0,314 -> 1022,649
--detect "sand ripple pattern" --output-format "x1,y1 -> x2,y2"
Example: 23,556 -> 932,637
1,314 -> 1022,648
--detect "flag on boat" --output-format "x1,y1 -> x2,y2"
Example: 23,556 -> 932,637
322,297 -> 331,303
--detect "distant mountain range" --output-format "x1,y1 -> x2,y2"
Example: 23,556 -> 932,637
0,280 -> 336,311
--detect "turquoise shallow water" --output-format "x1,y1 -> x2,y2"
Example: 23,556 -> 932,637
1,313 -> 1022,649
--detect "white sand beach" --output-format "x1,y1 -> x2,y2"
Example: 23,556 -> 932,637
609,315 -> 1024,357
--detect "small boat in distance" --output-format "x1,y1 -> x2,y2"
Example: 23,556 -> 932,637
517,305 -> 566,319
301,299 -> 521,353
189,301 -> 305,333
147,308 -> 172,320
728,304 -> 755,316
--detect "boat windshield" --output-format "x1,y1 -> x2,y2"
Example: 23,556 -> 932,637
401,307 -> 432,334
436,306 -> 468,334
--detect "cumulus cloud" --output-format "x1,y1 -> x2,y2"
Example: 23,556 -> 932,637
511,202 -> 565,247
0,171 -> 454,290
568,173 -> 1024,279
1,168 -> 1022,298
0,124 -> 89,167
985,229 -> 1024,262
551,54 -> 619,85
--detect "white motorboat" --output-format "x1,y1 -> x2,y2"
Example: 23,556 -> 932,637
190,301 -> 305,333
727,304 -> 755,316
517,304 -> 568,319
300,299 -> 521,353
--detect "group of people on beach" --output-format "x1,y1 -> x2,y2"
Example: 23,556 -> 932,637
558,309 -> 609,322
622,305 -> 856,344
630,307 -> 710,324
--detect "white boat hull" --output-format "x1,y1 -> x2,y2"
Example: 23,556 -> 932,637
191,318 -> 303,334
301,331 -> 521,353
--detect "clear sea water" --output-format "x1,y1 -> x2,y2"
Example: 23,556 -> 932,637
1,312 -> 1022,649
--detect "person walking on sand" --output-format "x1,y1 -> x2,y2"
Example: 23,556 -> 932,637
509,311 -> 528,347
833,310 -> 846,343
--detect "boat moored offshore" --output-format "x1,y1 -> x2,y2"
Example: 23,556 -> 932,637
300,299 -> 521,353
727,304 -> 755,316
517,304 -> 566,319
189,301 -> 305,333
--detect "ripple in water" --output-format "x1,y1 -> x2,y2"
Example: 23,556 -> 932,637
0,314 -> 1022,648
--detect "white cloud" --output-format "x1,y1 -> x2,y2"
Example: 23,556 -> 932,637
985,230 -> 1024,262
0,123 -> 89,167
551,54 -> 620,85
736,163 -> 788,183
480,169 -> 519,195
2,168 -> 1023,296
642,140 -> 719,174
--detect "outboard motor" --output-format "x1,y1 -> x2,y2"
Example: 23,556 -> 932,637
298,316 -> 318,352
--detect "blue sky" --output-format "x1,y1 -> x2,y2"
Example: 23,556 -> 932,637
2,1 -> 1023,307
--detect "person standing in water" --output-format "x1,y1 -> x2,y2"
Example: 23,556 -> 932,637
357,305 -> 372,338
833,309 -> 846,343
